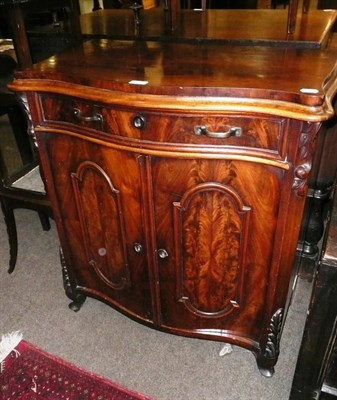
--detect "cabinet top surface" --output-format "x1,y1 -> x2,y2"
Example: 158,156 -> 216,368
11,39 -> 337,120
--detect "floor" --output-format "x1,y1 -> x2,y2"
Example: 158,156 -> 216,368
0,207 -> 314,400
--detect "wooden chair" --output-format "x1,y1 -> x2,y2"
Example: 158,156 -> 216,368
0,53 -> 53,273
0,0 -> 82,69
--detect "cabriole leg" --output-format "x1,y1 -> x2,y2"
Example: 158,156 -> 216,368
59,246 -> 86,311
256,308 -> 284,378
1,200 -> 18,274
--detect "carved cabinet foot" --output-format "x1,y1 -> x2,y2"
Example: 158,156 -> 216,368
68,293 -> 87,312
59,247 -> 86,312
255,355 -> 276,378
255,308 -> 284,377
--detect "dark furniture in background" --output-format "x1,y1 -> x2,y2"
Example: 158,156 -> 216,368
0,0 -> 82,68
272,0 -> 288,7
0,53 -> 32,166
0,0 -> 328,70
0,52 -> 53,272
318,0 -> 337,8
78,8 -> 337,47
297,110 -> 337,279
0,152 -> 53,273
290,184 -> 337,399
176,0 -> 258,10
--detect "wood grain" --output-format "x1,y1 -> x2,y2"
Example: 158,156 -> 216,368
79,9 -> 337,48
10,39 -> 337,122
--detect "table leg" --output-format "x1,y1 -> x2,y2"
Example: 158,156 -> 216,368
5,4 -> 32,69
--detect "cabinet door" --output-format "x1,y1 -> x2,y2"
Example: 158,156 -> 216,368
40,132 -> 153,321
152,157 -> 286,345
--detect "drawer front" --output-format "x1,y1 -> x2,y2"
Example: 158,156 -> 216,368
39,95 -> 286,154
131,112 -> 286,154
40,95 -> 119,135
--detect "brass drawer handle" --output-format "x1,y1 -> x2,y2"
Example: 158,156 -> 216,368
194,125 -> 242,139
73,108 -> 103,123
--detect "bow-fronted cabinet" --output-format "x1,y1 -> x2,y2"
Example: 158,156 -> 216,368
9,39 -> 337,377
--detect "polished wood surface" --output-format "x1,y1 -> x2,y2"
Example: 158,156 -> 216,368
167,0 -> 307,34
11,39 -> 337,119
1,2 -> 336,69
8,38 -> 337,376
79,8 -> 337,48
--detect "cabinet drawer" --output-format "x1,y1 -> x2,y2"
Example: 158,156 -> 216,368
39,95 -> 286,153
131,112 -> 286,153
40,95 -> 119,135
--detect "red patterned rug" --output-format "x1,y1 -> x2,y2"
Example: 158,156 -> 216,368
0,333 -> 153,399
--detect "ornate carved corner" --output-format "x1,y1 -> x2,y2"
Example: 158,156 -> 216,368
292,123 -> 320,196
60,246 -> 86,312
263,308 -> 283,360
16,92 -> 36,144
256,308 -> 284,377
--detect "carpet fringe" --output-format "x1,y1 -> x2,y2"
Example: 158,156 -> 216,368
0,331 -> 22,364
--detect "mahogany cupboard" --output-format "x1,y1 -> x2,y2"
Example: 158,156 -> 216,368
8,39 -> 337,377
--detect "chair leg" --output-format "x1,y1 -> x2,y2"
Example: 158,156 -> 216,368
38,211 -> 51,231
7,105 -> 34,166
0,200 -> 18,273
